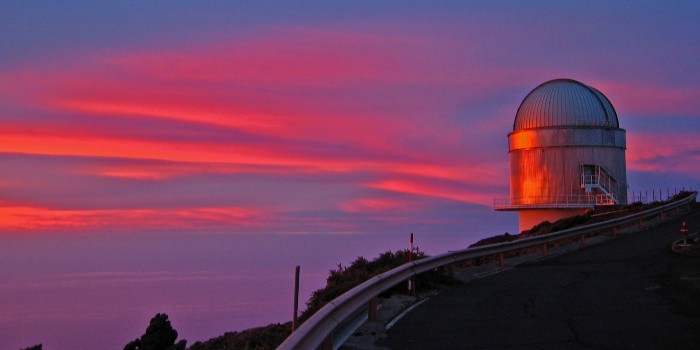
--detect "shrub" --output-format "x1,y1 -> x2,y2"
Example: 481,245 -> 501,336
20,345 -> 42,350
123,313 -> 186,350
301,248 -> 458,322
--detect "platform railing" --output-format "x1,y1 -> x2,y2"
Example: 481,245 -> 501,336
494,193 -> 614,209
278,192 -> 697,350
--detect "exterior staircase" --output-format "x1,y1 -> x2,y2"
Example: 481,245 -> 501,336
581,165 -> 618,205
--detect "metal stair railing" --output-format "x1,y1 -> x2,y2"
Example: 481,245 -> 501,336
581,165 -> 618,204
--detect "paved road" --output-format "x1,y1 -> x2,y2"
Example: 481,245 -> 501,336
381,207 -> 700,349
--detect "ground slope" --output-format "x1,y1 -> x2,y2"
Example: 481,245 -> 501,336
380,207 -> 700,349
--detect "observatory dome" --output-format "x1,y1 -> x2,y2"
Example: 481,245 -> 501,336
514,79 -> 618,131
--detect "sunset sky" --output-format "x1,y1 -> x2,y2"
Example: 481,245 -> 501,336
1,2 -> 700,347
2,1 -> 699,237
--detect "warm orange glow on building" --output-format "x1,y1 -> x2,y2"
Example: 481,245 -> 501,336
508,130 -> 537,150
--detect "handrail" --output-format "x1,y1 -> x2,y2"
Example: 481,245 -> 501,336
494,193 -> 615,209
278,192 -> 696,350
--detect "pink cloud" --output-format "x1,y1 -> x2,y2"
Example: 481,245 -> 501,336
627,131 -> 700,179
0,205 -> 263,232
1,24 -> 532,167
340,197 -> 420,215
368,177 -> 500,207
100,28 -> 419,85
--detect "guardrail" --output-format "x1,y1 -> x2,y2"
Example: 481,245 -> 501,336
278,192 -> 697,350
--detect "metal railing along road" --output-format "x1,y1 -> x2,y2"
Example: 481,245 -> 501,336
278,192 -> 697,350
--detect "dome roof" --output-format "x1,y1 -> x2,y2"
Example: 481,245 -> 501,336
513,79 -> 619,131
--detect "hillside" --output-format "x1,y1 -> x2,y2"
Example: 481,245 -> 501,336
122,191 -> 695,350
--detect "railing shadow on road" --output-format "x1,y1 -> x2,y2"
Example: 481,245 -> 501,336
277,191 -> 697,350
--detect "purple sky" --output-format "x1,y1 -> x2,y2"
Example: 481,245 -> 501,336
1,1 -> 699,348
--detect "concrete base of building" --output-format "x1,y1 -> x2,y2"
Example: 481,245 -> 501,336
519,208 -> 588,233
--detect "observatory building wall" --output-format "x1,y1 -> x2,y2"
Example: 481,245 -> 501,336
508,127 -> 627,205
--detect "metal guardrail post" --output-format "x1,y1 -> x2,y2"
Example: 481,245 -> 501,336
322,335 -> 332,350
368,297 -> 378,322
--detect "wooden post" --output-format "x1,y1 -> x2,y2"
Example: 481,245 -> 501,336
292,266 -> 300,333
541,243 -> 548,256
498,252 -> 505,267
580,233 -> 586,246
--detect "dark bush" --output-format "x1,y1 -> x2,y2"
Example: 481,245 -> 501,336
123,313 -> 186,350
301,248 -> 433,321
20,345 -> 42,350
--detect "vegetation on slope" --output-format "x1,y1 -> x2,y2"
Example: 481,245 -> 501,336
300,248 -> 457,322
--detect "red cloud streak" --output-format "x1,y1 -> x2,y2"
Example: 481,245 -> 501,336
0,206 -> 262,232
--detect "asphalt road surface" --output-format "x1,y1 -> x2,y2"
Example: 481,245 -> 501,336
380,206 -> 700,349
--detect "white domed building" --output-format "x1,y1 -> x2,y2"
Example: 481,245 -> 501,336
496,79 -> 627,232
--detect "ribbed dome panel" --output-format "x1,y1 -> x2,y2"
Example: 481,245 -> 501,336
514,79 -> 619,131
